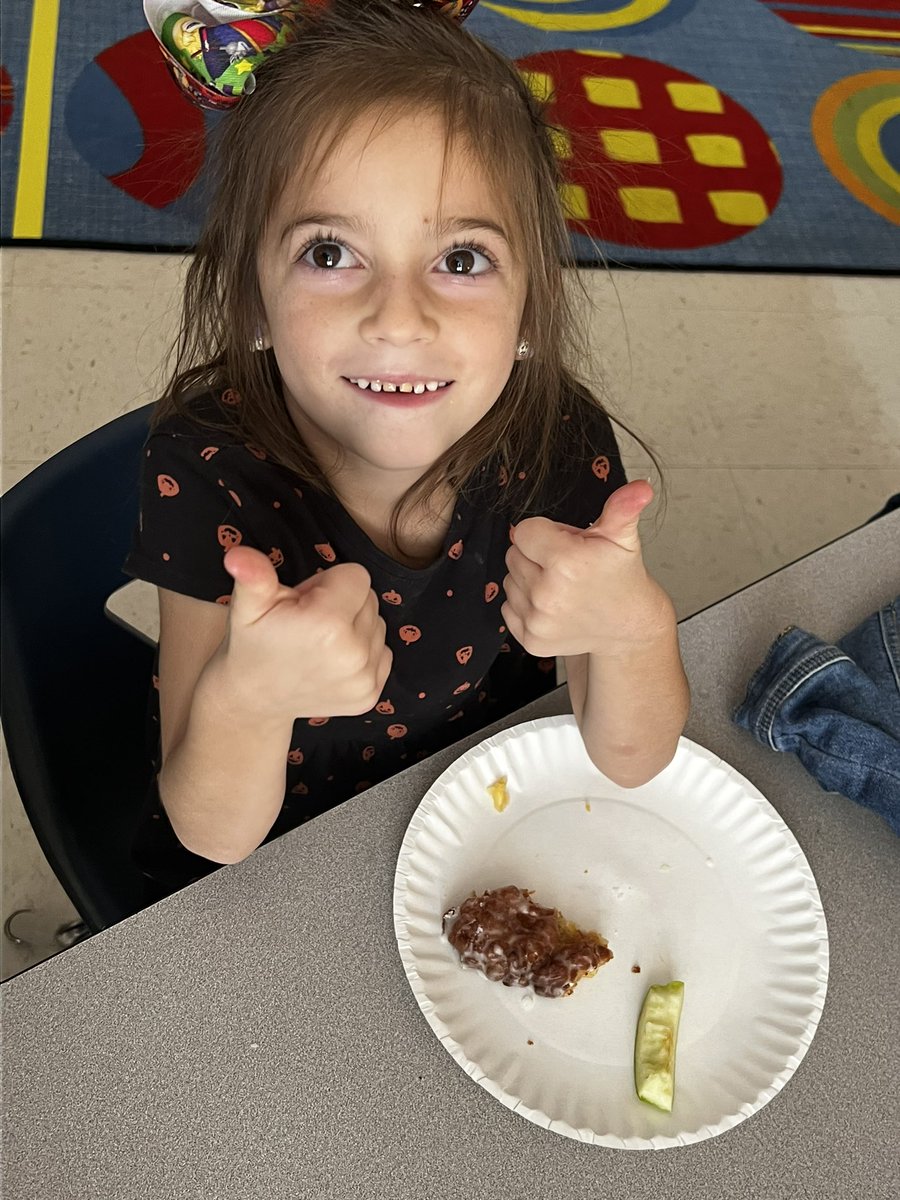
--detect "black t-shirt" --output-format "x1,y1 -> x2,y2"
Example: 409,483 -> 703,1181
124,391 -> 627,894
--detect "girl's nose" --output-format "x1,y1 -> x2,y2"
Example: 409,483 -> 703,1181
359,273 -> 437,346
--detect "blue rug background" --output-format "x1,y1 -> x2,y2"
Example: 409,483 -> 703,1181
1,1 -> 899,270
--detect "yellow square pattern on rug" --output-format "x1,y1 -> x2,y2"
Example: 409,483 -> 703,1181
519,69 -> 554,104
601,129 -> 661,163
550,128 -> 574,159
561,183 -> 590,220
708,191 -> 769,225
666,82 -> 724,113
619,187 -> 683,223
583,75 -> 642,109
687,134 -> 746,168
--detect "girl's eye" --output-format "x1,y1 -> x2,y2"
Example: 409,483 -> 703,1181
439,245 -> 496,276
298,239 -> 358,270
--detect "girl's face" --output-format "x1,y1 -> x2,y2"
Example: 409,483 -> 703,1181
256,108 -> 527,497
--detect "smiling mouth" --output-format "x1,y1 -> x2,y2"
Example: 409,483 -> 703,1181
345,377 -> 451,394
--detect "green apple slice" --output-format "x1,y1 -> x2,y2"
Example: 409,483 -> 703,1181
634,980 -> 685,1113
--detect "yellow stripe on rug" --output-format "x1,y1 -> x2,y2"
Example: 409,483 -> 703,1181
13,0 -> 61,239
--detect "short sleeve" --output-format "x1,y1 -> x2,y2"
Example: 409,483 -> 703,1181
124,430 -> 262,603
535,402 -> 628,529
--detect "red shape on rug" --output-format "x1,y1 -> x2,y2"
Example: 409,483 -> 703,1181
519,49 -> 783,251
98,31 -> 205,209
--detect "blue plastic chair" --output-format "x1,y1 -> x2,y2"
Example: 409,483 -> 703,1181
1,404 -> 156,934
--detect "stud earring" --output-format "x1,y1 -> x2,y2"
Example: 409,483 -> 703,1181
251,330 -> 266,353
515,338 -> 531,360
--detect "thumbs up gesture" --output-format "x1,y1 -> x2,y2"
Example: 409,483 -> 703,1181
502,481 -> 671,660
220,546 -> 392,720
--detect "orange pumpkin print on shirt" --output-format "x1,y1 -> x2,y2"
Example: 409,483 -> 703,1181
291,781 -> 309,795
287,748 -> 304,765
456,645 -> 473,665
484,582 -> 499,603
220,388 -> 241,406
592,456 -> 610,482
387,723 -> 408,740
217,524 -> 242,549
315,543 -> 336,563
453,682 -> 471,695
245,444 -> 267,461
157,474 -> 179,497
200,446 -> 219,461
399,625 -> 421,645
448,540 -> 463,560
308,717 -> 330,727
375,699 -> 395,715
362,745 -> 376,762
381,590 -> 402,605
269,547 -> 284,568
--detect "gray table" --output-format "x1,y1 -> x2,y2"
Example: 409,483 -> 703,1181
4,513 -> 899,1200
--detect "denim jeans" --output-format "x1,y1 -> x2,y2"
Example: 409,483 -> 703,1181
733,598 -> 900,834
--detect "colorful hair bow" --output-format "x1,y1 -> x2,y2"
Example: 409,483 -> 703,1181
144,1 -> 481,111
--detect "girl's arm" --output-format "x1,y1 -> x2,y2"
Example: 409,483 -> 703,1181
563,601 -> 689,787
156,589 -> 294,864
155,548 -> 392,864
502,480 -> 689,787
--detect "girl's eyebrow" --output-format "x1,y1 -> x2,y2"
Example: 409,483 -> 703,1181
279,212 -> 510,246
279,212 -> 368,245
433,216 -> 511,244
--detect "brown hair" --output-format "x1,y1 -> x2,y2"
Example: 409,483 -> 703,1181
158,0 -> 657,556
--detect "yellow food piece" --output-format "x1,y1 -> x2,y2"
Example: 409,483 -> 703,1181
487,776 -> 510,812
634,980 -> 684,1113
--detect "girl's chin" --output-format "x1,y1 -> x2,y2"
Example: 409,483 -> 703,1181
351,449 -> 448,474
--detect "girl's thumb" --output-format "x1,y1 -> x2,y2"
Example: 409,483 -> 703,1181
223,545 -> 283,623
585,479 -> 653,550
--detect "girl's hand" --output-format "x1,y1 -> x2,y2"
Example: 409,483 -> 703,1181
501,480 -> 671,660
218,545 -> 393,721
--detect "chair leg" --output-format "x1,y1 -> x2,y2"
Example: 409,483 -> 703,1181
55,919 -> 90,948
3,908 -> 33,945
4,909 -> 90,952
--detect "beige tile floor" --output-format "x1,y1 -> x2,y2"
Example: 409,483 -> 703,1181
2,247 -> 898,979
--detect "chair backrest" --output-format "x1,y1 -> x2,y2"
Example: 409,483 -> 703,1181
1,404 -> 156,932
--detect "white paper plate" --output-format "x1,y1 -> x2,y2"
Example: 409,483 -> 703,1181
393,715 -> 829,1150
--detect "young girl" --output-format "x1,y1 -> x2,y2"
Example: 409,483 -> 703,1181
128,0 -> 689,896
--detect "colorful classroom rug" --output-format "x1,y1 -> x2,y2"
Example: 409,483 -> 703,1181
1,1 -> 899,269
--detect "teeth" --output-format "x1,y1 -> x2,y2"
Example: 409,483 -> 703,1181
349,378 -> 448,392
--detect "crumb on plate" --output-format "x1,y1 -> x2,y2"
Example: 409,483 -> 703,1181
487,775 -> 510,812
